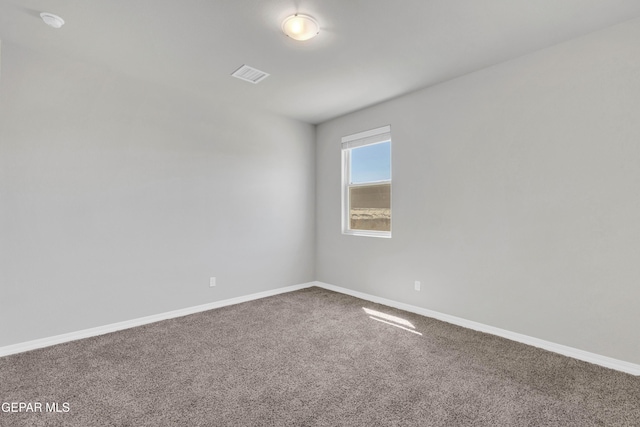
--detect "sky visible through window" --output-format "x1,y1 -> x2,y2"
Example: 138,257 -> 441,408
350,141 -> 391,184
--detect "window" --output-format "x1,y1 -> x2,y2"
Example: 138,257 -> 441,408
342,125 -> 392,237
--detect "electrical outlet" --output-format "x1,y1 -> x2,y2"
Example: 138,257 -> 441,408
414,281 -> 421,291
210,277 -> 216,287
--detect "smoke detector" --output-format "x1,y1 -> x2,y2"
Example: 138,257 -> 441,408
40,13 -> 65,29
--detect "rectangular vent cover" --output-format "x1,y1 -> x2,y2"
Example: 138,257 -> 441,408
231,65 -> 270,84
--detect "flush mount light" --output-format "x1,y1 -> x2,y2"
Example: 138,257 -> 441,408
281,14 -> 319,41
40,12 -> 65,29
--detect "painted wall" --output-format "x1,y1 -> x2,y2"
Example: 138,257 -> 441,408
316,19 -> 640,364
0,42 -> 316,347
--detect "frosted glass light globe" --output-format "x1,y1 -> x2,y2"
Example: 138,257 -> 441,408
281,14 -> 319,41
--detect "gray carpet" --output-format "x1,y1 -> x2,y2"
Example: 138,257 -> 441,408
1,287 -> 639,426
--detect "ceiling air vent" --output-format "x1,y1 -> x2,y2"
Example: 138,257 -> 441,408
231,65 -> 270,84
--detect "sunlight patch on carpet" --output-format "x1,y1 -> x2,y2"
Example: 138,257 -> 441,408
363,307 -> 422,335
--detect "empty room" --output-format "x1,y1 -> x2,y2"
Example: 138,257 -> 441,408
1,1 -> 639,425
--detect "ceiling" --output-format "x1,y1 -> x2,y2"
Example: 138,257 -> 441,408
1,0 -> 640,124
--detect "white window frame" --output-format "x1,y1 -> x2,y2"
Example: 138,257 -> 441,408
341,125 -> 392,238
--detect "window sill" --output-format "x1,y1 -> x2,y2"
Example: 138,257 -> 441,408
342,230 -> 391,239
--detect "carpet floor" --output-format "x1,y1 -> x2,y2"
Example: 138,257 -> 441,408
1,287 -> 639,426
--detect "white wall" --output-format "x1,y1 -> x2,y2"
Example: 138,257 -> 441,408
0,42 -> 316,347
316,18 -> 640,364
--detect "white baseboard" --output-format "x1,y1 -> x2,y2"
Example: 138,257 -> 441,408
3,280 -> 638,376
0,282 -> 315,358
313,281 -> 640,376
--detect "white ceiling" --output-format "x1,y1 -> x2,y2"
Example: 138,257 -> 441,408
1,0 -> 640,124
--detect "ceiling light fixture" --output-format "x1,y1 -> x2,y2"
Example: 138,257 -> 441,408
281,14 -> 319,41
40,12 -> 65,29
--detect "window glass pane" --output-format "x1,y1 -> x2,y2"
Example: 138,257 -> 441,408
349,183 -> 391,231
350,141 -> 391,184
